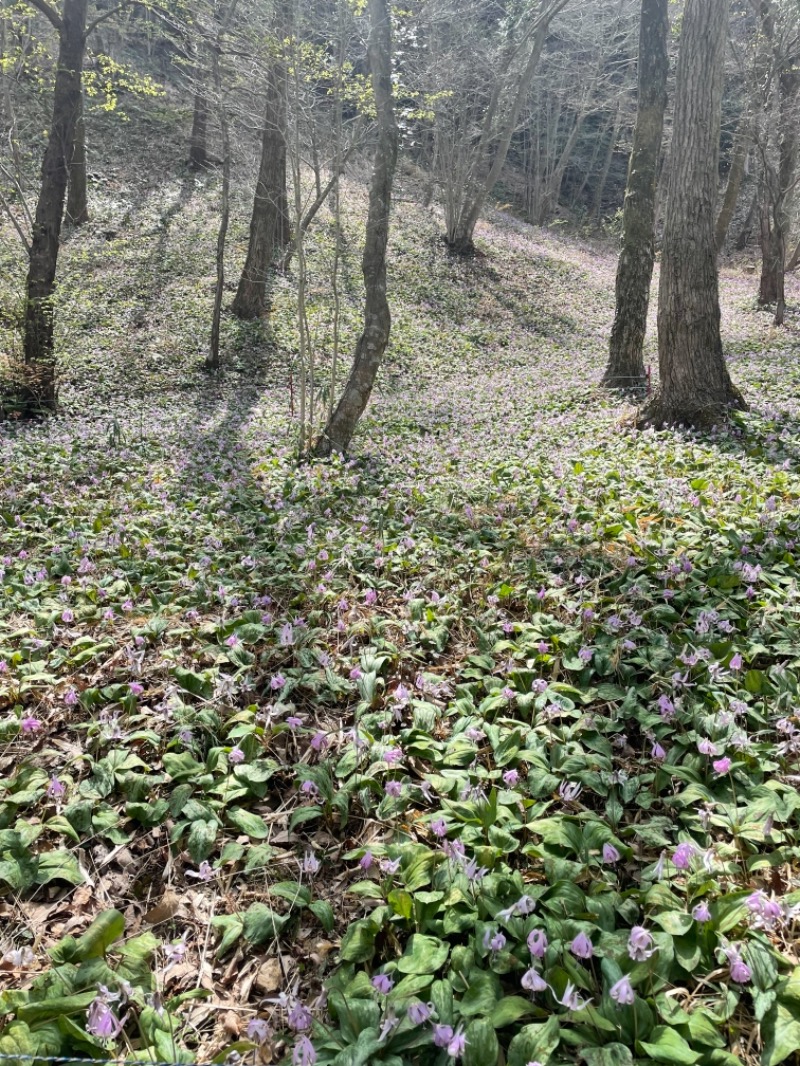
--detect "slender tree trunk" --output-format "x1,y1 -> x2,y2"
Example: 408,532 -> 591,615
189,84 -> 210,170
759,187 -> 780,305
313,0 -> 398,456
446,0 -> 571,255
207,15 -> 236,369
592,102 -> 622,222
604,0 -> 668,390
66,89 -> 89,225
734,187 -> 759,250
638,0 -> 745,428
22,0 -> 88,413
715,120 -> 749,253
772,66 -> 799,325
232,36 -> 289,319
1,16 -> 23,179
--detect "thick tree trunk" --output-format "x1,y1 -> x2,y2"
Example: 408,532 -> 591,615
66,89 -> 89,225
604,0 -> 668,391
313,0 -> 398,456
638,0 -> 745,428
715,121 -> 749,253
231,52 -> 289,319
189,87 -> 210,170
22,0 -> 88,413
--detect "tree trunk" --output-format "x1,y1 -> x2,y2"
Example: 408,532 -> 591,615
207,41 -> 232,370
231,44 -> 289,319
734,188 -> 759,250
715,120 -> 749,253
66,88 -> 89,225
638,0 -> 745,428
592,102 -> 622,222
446,0 -> 571,255
313,0 -> 398,456
189,86 -> 210,170
22,0 -> 88,414
604,0 -> 668,390
759,188 -> 779,305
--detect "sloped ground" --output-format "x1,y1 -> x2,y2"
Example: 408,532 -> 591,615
3,136 -> 800,1065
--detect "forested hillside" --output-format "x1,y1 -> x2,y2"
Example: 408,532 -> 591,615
3,2 -> 800,1066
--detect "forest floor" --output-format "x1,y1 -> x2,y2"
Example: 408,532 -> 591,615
4,124 -> 800,1066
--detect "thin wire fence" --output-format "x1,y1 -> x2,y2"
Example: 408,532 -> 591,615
0,1056 -> 214,1066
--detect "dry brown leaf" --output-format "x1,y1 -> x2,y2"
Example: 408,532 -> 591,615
222,1010 -> 241,1038
144,889 -> 181,925
254,957 -> 284,993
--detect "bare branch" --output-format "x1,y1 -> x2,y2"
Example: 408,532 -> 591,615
85,0 -> 139,37
0,186 -> 31,253
24,0 -> 63,32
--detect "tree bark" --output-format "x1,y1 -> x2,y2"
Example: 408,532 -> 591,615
715,120 -> 749,253
231,36 -> 289,319
734,187 -> 759,250
313,0 -> 398,456
637,0 -> 745,428
22,0 -> 88,413
65,88 -> 89,225
604,0 -> 668,390
189,85 -> 210,170
207,43 -> 232,369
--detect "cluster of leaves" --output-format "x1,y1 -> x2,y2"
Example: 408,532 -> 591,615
4,114 -> 800,1065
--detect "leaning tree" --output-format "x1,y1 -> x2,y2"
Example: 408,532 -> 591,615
638,0 -> 746,428
313,0 -> 398,456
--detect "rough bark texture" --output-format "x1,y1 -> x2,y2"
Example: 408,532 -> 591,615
232,46 -> 289,319
313,0 -> 398,456
604,0 -> 668,390
715,121 -> 749,253
22,0 -> 88,412
65,89 -> 89,225
638,0 -> 745,428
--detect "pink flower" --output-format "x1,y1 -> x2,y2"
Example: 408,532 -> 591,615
20,716 -> 41,733
697,738 -> 718,756
447,1029 -> 467,1058
609,975 -> 635,1005
503,769 -> 520,787
712,756 -> 732,775
627,926 -> 655,961
364,589 -> 377,605
729,653 -> 743,670
86,995 -> 125,1040
228,746 -> 245,764
527,929 -> 548,957
371,973 -> 393,995
602,843 -> 620,864
521,966 -> 548,993
433,1024 -> 454,1048
292,1035 -> 317,1065
672,842 -> 696,870
692,902 -> 712,923
47,776 -> 65,799
570,931 -> 593,959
